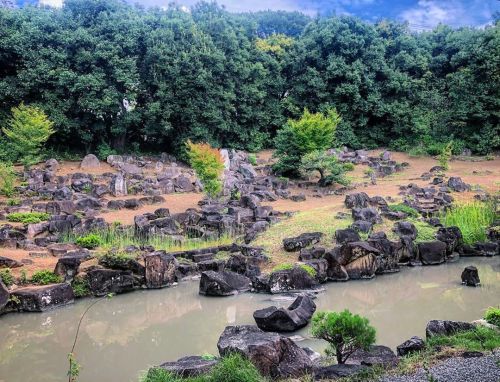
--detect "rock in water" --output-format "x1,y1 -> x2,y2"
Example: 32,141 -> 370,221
144,251 -> 178,288
418,241 -> 447,265
0,280 -> 9,312
397,336 -> 425,356
80,154 -> 100,169
217,325 -> 312,378
199,271 -> 251,296
253,295 -> 316,332
11,283 -> 74,312
461,266 -> 480,286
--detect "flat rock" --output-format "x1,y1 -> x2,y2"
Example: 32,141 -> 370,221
199,270 -> 251,296
425,320 -> 475,338
347,345 -> 399,367
11,283 -> 74,312
158,356 -> 218,378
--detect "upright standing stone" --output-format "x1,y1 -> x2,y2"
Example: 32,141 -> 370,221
80,154 -> 101,169
144,251 -> 178,288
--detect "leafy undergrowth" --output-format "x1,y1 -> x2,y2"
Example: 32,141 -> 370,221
63,226 -> 236,253
6,212 -> 50,224
141,353 -> 268,382
441,201 -> 496,244
272,263 -> 317,277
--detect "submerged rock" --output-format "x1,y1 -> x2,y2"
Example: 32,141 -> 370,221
253,295 -> 316,332
418,241 -> 447,265
217,325 -> 312,378
11,283 -> 74,312
199,270 -> 251,296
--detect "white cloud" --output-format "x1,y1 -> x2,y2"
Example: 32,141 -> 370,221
39,0 -> 63,7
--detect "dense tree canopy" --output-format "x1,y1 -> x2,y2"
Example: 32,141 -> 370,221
0,0 -> 498,155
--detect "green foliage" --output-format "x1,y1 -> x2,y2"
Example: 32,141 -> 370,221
6,212 -> 50,224
300,150 -> 350,186
0,268 -> 14,287
0,162 -> 16,197
484,307 -> 500,327
68,352 -> 81,382
311,310 -> 376,364
75,233 -> 102,249
272,263 -> 317,278
388,204 -> 419,218
71,277 -> 90,298
6,198 -> 21,206
274,108 -> 341,176
426,326 -> 500,352
438,142 -> 453,171
412,220 -> 438,243
248,154 -> 257,166
2,103 -> 54,167
141,353 -> 264,382
441,202 -> 496,244
186,141 -> 224,198
96,143 -> 118,161
256,33 -> 294,55
31,270 -> 63,285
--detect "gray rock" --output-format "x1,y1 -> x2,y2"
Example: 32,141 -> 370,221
87,269 -> 135,296
11,283 -> 74,312
199,270 -> 251,296
158,356 -> 219,378
418,241 -> 447,265
397,336 -> 425,356
461,266 -> 480,286
268,266 -> 318,293
313,364 -> 367,380
347,345 -> 399,367
144,251 -> 178,288
80,154 -> 100,169
425,320 -> 475,338
110,173 -> 127,197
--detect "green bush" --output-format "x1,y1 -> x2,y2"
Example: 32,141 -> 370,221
71,277 -> 90,298
438,141 -> 453,171
273,108 -> 340,176
186,141 -> 225,198
426,326 -> 500,352
311,309 -> 376,364
75,233 -> 102,249
300,150 -> 350,186
248,153 -> 257,166
0,268 -> 14,287
0,162 -> 16,197
484,307 -> 500,327
6,212 -> 50,224
441,202 -> 496,244
31,270 -> 63,285
96,142 -> 118,160
2,103 -> 55,167
388,203 -> 419,218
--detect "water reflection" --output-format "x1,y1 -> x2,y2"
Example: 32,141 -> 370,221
0,258 -> 498,382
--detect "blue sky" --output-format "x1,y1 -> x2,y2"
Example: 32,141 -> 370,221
33,0 -> 500,30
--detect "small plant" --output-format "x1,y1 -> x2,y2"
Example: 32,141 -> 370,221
81,184 -> 92,194
201,353 -> 217,361
186,140 -> 225,198
484,307 -> 500,327
6,212 -> 50,224
271,263 -> 317,278
19,270 -> 28,284
438,141 -> 453,171
68,352 -> 81,382
388,203 -> 419,218
300,150 -> 350,186
75,233 -> 102,249
413,220 -> 438,243
311,309 -> 376,364
0,162 -> 16,197
208,352 -> 263,382
30,270 -> 63,285
248,153 -> 257,166
6,198 -> 21,206
71,277 -> 90,298
0,268 -> 14,287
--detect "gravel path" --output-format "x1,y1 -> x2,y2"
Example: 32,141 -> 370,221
380,352 -> 500,382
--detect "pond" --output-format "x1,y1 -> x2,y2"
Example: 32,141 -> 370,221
0,257 -> 498,382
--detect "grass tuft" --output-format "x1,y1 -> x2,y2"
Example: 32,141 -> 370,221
6,212 -> 50,224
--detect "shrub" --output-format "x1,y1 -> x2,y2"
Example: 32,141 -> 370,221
96,142 -> 118,160
71,277 -> 90,298
485,307 -> 500,327
441,202 -> 496,244
311,309 -> 376,364
300,150 -> 350,186
388,203 -> 419,218
75,233 -> 102,249
2,103 -> 54,167
273,108 -> 340,176
186,140 -> 225,198
0,162 -> 16,197
31,270 -> 63,285
438,141 -> 453,171
248,153 -> 257,166
6,212 -> 50,224
0,268 -> 14,287
208,353 -> 263,382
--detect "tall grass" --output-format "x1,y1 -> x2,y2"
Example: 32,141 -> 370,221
441,201 -> 497,244
63,225 -> 236,253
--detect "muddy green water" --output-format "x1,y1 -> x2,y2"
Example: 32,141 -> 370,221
1,257 -> 499,382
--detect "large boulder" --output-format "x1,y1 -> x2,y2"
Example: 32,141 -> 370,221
346,345 -> 399,367
144,251 -> 178,288
352,207 -> 381,224
393,221 -> 418,240
461,266 -> 480,286
324,249 -> 349,281
335,228 -> 360,245
253,295 -> 316,332
11,283 -> 74,312
283,232 -> 323,252
337,242 -> 379,279
367,235 -> 401,273
397,336 -> 425,357
268,266 -> 317,293
0,280 -> 9,312
80,154 -> 100,169
217,325 -> 313,378
436,226 -> 463,255
157,356 -> 219,378
447,177 -> 470,192
425,320 -> 475,338
87,269 -> 135,296
199,271 -> 251,296
418,241 -> 447,265
345,193 -> 370,209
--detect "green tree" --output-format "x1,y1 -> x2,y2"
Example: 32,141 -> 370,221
273,108 -> 341,176
0,162 -> 16,197
311,310 -> 376,364
2,103 -> 54,167
438,141 -> 453,171
300,150 -> 350,186
186,140 -> 224,198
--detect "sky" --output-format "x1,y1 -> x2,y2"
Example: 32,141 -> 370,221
30,0 -> 500,30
